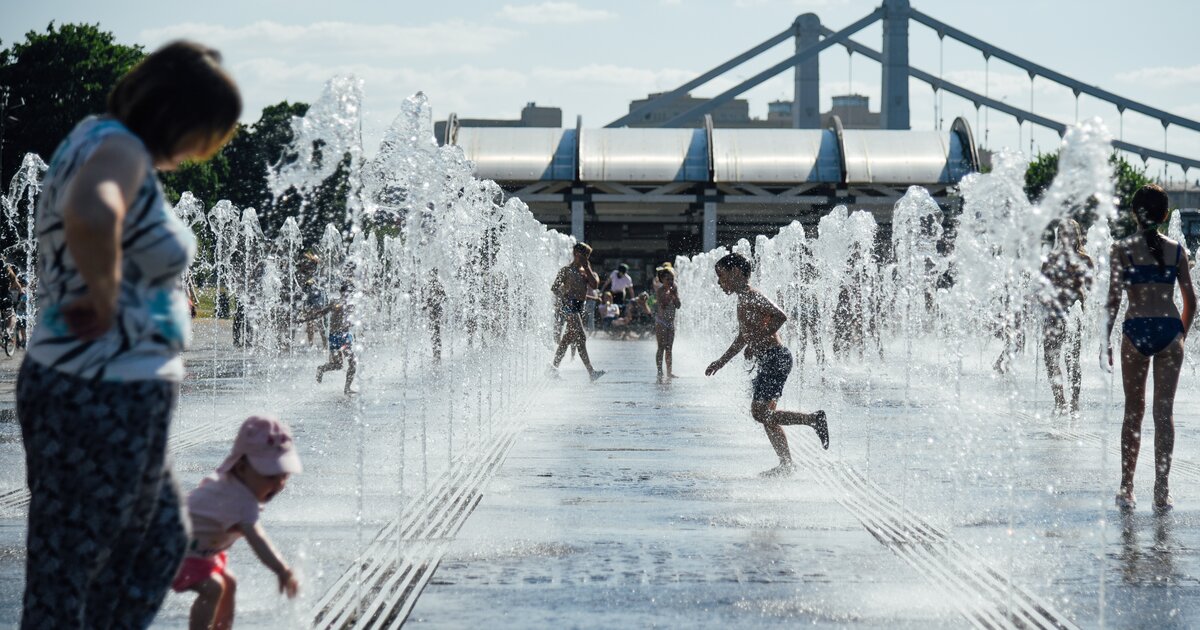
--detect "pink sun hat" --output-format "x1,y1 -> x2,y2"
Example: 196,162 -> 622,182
217,415 -> 303,475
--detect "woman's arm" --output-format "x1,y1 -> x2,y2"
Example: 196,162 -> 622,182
1103,245 -> 1125,366
61,136 -> 148,339
1177,247 -> 1197,337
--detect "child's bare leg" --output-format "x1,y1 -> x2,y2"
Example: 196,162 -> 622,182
213,574 -> 236,630
655,328 -> 666,378
345,350 -> 358,394
568,316 -> 596,374
766,406 -> 829,449
551,322 -> 574,367
190,575 -> 227,630
752,402 -> 793,467
316,351 -> 342,383
665,330 -> 676,377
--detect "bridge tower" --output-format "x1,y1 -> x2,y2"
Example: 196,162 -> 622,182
881,0 -> 911,129
793,13 -> 822,128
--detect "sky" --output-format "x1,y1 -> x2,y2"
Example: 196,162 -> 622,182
3,0 -> 1199,183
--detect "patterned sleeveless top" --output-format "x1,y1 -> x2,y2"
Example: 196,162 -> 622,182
28,117 -> 196,382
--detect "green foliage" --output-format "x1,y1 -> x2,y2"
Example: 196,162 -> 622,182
160,152 -> 230,205
1023,152 -> 1059,205
1023,150 -> 1157,238
0,23 -> 144,182
225,102 -> 310,236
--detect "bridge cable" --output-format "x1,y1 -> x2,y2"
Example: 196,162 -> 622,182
937,33 -> 944,130
1029,74 -> 1035,156
984,56 -> 990,149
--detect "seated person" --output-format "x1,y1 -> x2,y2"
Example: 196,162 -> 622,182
600,291 -> 620,330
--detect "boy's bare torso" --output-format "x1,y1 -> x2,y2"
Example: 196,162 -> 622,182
737,288 -> 784,357
557,265 -> 594,301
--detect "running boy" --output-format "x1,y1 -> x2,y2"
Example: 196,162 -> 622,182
704,253 -> 829,477
173,416 -> 302,629
305,282 -> 356,395
654,265 -> 681,382
550,242 -> 605,381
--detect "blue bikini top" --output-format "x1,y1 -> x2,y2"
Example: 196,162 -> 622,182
1124,246 -> 1182,285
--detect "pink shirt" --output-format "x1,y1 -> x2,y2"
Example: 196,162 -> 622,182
185,473 -> 261,558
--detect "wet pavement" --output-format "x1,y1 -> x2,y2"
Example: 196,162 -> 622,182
1,328 -> 1199,628
410,339 -> 1200,629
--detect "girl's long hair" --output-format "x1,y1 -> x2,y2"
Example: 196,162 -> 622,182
1131,184 -> 1171,269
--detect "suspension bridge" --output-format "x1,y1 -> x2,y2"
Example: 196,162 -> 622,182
440,0 -> 1199,268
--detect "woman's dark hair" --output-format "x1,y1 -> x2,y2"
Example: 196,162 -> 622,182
715,252 -> 753,276
108,41 -> 242,162
1130,184 -> 1171,269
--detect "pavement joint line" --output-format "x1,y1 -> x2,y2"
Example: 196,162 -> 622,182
765,404 -> 1081,630
311,375 -> 549,629
311,427 -> 518,628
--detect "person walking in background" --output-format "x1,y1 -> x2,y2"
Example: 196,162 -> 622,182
550,243 -> 605,381
601,263 -> 634,309
654,265 -> 681,382
423,268 -> 446,362
17,41 -> 240,628
1105,184 -> 1196,512
705,253 -> 828,478
1041,218 -> 1093,416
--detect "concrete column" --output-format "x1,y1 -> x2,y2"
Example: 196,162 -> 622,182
881,0 -> 911,130
793,13 -> 821,129
571,187 -> 585,242
702,190 -> 717,252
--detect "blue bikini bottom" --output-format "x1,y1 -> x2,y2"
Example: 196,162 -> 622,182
1122,317 -> 1184,356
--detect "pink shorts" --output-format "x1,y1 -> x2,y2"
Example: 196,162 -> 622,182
171,551 -> 228,592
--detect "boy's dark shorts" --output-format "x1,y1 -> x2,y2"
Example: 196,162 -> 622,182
752,345 -> 793,405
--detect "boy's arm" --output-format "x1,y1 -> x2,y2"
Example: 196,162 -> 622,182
551,268 -> 567,296
706,332 -> 745,376
751,291 -> 787,336
237,522 -> 299,598
298,304 -> 331,323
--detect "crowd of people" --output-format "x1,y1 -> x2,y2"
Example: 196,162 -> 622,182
9,36 -> 1196,630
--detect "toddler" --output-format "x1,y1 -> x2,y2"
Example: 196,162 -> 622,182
173,416 -> 303,629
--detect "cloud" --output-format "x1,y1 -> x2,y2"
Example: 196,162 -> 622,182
497,2 -> 616,24
1114,64 -> 1200,88
140,20 -> 517,59
532,64 -> 699,88
732,0 -> 848,8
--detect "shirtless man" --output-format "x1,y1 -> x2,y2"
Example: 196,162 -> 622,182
550,243 -> 605,381
705,253 -> 828,477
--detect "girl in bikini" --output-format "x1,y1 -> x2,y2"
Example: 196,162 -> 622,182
1104,184 -> 1197,511
654,266 -> 681,382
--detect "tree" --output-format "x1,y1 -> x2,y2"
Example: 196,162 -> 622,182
0,23 -> 144,182
159,152 -> 230,205
1024,150 -> 1155,237
223,102 -> 310,236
